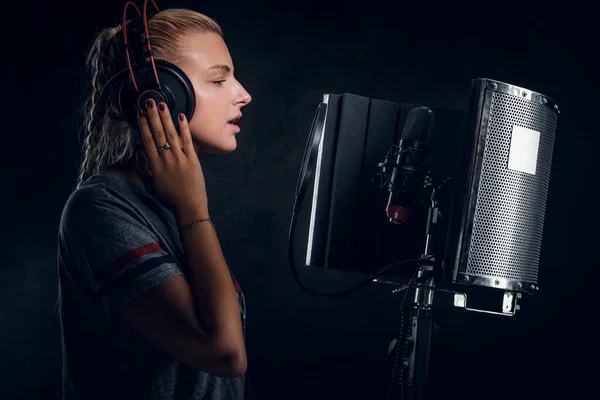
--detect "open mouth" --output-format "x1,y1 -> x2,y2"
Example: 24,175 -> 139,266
228,114 -> 242,124
227,114 -> 242,134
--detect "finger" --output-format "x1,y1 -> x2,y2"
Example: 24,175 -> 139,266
177,113 -> 195,156
137,108 -> 160,163
157,102 -> 183,156
144,99 -> 169,151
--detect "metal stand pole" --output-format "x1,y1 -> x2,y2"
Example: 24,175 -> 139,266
401,183 -> 440,400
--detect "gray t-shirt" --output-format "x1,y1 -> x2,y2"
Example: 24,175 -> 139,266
56,170 -> 246,400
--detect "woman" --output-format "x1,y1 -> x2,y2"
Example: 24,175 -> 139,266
56,5 -> 252,400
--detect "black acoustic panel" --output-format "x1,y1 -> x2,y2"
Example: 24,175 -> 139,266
325,94 -> 371,269
358,99 -> 402,270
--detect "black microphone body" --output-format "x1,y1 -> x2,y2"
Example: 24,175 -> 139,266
386,107 -> 435,224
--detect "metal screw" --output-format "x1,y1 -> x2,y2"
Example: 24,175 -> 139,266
463,275 -> 470,282
522,91 -> 527,97
554,104 -> 559,111
517,282 -> 523,290
542,98 -> 548,104
495,279 -> 500,286
491,82 -> 498,90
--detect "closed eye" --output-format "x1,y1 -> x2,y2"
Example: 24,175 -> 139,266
213,80 -> 226,86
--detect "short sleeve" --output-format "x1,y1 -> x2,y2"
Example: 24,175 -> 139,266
59,185 -> 183,316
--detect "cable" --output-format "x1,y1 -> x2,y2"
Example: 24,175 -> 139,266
288,208 -> 419,299
387,266 -> 420,400
387,309 -> 406,400
122,2 -> 142,92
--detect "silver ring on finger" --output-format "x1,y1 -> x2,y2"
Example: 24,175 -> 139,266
157,142 -> 171,151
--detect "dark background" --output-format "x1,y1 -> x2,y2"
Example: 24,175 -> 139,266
1,0 -> 597,399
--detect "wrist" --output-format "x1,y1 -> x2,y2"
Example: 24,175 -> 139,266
175,206 -> 210,224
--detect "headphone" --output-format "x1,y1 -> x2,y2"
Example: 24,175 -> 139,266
118,0 -> 196,130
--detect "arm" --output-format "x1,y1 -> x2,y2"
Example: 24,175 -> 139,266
62,189 -> 246,378
118,208 -> 246,378
176,207 -> 246,374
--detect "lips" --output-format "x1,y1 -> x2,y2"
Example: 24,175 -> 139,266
227,114 -> 242,124
227,114 -> 242,134
227,123 -> 241,134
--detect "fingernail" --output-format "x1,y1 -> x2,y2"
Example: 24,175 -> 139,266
138,108 -> 144,117
146,99 -> 153,109
178,113 -> 185,121
158,102 -> 166,112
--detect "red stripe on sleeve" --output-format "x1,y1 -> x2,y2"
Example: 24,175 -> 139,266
95,243 -> 163,282
234,281 -> 241,293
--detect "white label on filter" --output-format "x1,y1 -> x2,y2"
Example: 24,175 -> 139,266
508,125 -> 540,175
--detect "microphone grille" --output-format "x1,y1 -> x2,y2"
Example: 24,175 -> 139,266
401,106 -> 434,144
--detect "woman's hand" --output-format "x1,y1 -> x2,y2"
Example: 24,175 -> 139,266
138,99 -> 209,218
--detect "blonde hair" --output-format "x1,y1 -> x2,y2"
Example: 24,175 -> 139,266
76,8 -> 222,188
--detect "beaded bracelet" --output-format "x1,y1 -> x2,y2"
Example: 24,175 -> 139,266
179,218 -> 215,231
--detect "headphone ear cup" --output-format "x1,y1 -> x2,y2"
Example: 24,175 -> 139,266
118,60 -> 196,132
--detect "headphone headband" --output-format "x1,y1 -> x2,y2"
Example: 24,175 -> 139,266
123,17 -> 146,67
122,0 -> 160,92
118,0 -> 196,131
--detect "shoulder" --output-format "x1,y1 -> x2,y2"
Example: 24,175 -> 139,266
61,179 -> 114,222
59,173 -> 143,238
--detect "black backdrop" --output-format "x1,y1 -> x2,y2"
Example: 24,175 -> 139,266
1,1 -> 597,399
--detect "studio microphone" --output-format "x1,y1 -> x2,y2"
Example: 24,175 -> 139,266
384,106 -> 435,224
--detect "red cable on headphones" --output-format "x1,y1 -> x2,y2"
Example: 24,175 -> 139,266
122,0 -> 161,93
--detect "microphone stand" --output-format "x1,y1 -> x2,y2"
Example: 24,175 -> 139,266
396,176 -> 442,400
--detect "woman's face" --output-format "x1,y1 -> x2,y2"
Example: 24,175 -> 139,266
176,32 -> 252,154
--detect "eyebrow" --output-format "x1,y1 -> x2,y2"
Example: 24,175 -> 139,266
204,64 -> 232,74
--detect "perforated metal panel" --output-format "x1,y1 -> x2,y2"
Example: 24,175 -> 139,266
465,89 -> 558,285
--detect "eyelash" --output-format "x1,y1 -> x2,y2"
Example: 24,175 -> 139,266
213,80 -> 226,86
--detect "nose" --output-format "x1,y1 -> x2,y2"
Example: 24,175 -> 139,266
234,82 -> 252,107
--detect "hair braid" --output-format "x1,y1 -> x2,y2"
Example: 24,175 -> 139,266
77,26 -> 122,188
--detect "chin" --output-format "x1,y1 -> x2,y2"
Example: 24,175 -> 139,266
216,136 -> 238,153
194,137 -> 237,154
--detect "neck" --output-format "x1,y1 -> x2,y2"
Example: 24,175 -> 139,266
106,155 -> 151,191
